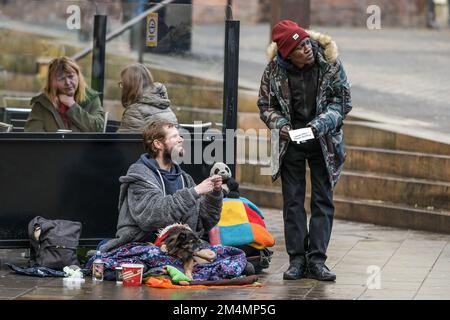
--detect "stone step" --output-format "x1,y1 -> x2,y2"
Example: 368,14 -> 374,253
237,163 -> 450,211
103,99 -> 123,122
240,184 -> 450,235
228,91 -> 394,124
103,81 -> 258,112
1,74 -> 41,94
236,112 -> 450,156
343,121 -> 450,156
175,106 -> 223,125
0,29 -> 78,74
103,81 -> 222,107
236,111 -> 375,131
165,84 -> 222,110
77,98 -> 450,163
234,138 -> 450,183
143,109 -> 450,185
170,107 -> 264,129
88,100 -> 217,126
345,146 -> 450,182
0,53 -> 40,75
173,107 -> 267,130
334,170 -> 450,211
102,101 -> 224,125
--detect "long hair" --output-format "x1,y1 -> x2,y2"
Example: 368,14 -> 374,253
120,63 -> 154,108
44,56 -> 87,106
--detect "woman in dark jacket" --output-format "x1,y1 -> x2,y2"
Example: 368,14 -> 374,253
25,56 -> 104,132
117,63 -> 178,133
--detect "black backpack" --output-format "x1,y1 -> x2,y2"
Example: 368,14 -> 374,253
28,216 -> 82,270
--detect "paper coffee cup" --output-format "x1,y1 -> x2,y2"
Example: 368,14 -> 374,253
121,264 -> 144,286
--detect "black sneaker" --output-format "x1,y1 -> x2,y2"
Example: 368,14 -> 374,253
283,263 -> 306,280
307,263 -> 336,281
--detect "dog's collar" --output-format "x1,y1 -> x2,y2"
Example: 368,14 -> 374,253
155,223 -> 193,247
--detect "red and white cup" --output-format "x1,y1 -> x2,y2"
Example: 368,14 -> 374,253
121,264 -> 144,286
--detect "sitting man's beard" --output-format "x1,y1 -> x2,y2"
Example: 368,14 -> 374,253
163,144 -> 184,164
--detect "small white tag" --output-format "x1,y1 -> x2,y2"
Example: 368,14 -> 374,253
288,127 -> 315,143
293,33 -> 299,40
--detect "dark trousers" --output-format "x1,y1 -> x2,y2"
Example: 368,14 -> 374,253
281,140 -> 334,266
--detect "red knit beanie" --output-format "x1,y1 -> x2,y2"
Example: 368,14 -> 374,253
272,20 -> 310,59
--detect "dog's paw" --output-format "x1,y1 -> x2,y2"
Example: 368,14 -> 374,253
185,270 -> 193,280
193,249 -> 216,265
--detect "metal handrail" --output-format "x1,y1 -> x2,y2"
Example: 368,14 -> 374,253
71,0 -> 175,61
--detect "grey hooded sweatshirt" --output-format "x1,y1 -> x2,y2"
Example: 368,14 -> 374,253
99,154 -> 223,252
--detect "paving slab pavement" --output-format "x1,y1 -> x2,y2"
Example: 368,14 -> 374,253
1,210 -> 450,300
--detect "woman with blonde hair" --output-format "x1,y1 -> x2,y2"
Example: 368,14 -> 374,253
25,56 -> 105,132
118,63 -> 177,133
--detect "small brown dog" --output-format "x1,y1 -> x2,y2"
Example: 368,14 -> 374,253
156,223 -> 215,279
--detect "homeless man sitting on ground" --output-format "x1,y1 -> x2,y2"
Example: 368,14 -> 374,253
98,120 -> 223,252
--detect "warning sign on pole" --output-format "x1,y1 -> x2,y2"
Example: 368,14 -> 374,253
146,13 -> 158,47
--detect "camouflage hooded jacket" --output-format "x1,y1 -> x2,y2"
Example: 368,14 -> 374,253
257,31 -> 352,188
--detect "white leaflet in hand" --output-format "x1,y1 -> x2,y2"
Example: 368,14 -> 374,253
288,127 -> 315,143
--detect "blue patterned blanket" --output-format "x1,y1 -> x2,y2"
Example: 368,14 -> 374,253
84,242 -> 247,281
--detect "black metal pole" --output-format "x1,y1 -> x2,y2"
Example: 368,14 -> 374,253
91,15 -> 107,104
226,1 -> 233,20
222,19 -> 239,177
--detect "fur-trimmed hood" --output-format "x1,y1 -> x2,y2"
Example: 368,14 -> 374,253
266,30 -> 339,63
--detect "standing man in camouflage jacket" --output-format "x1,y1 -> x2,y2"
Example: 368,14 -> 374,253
258,20 -> 352,281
